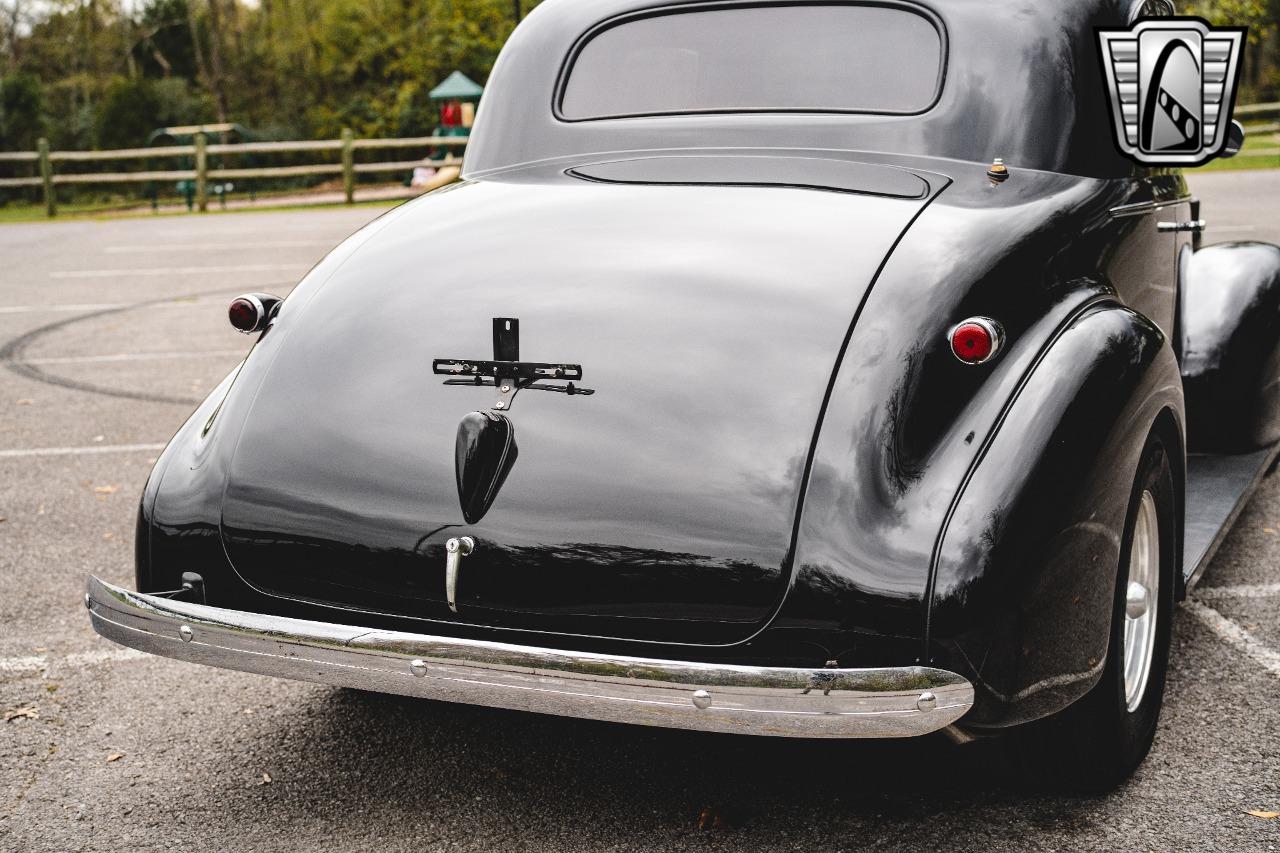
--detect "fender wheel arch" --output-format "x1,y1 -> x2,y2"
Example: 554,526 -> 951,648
1004,424 -> 1177,792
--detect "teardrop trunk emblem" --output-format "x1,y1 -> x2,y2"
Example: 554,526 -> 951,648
454,411 -> 518,524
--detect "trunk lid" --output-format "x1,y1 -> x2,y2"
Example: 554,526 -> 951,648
220,163 -> 938,645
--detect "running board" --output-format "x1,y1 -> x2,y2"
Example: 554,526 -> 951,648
1182,443 -> 1280,595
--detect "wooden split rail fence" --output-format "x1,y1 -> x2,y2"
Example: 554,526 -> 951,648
2,103 -> 1277,219
0,129 -> 468,217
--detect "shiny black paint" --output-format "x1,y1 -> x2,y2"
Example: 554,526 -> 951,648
135,157 -> 1213,722
139,155 -> 1191,699
455,412 -> 520,525
753,165 -> 1191,720
132,0 -> 1280,728
1181,242 -> 1280,452
930,306 -> 1182,728
212,169 -> 944,645
570,155 -> 931,198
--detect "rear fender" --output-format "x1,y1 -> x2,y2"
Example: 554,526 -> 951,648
1181,241 -> 1280,452
928,304 -> 1183,729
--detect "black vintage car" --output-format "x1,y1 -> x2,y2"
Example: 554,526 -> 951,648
87,0 -> 1280,789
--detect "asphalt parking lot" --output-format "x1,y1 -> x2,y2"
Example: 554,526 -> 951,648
2,171 -> 1280,852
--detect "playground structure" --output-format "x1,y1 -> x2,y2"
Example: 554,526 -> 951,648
410,71 -> 484,187
149,123 -> 256,211
430,70 -> 484,136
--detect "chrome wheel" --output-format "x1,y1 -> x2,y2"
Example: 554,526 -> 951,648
1123,490 -> 1160,712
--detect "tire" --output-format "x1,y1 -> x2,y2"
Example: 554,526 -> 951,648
1008,429 -> 1177,792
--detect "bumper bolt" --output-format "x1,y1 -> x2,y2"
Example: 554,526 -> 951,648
410,659 -> 427,677
179,625 -> 193,643
691,689 -> 712,710
916,691 -> 937,712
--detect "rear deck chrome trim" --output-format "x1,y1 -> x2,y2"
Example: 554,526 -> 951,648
86,576 -> 973,738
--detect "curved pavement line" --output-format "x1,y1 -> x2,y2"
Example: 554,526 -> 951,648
0,287 -> 253,406
0,443 -> 167,459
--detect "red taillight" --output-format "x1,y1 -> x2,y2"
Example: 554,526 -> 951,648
228,293 -> 279,334
228,297 -> 262,333
949,317 -> 1004,365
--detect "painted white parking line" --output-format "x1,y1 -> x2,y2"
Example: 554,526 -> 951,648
1183,600 -> 1280,680
105,241 -> 332,253
0,647 -> 148,676
62,648 -> 149,668
0,655 -> 48,674
0,443 -> 166,459
0,302 -> 134,315
137,226 -> 360,240
1195,582 -> 1280,601
20,349 -> 245,366
49,263 -> 306,279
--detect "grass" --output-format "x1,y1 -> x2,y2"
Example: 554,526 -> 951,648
0,198 -> 142,222
1187,133 -> 1280,172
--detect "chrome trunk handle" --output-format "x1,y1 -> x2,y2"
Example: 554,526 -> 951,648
445,536 -> 475,613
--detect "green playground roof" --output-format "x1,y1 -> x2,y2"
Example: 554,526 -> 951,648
429,71 -> 484,101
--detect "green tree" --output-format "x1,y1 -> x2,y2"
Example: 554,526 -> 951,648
135,0 -> 201,80
0,73 -> 45,150
96,78 -> 162,148
0,0 -> 548,147
1181,0 -> 1280,101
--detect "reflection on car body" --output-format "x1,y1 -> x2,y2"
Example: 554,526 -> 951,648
87,0 -> 1280,791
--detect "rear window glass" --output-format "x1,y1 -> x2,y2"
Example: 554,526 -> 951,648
559,4 -> 944,120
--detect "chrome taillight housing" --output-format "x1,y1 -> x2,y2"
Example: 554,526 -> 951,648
228,293 -> 281,334
948,317 -> 1005,365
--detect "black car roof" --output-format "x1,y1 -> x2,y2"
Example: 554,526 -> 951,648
463,0 -> 1140,179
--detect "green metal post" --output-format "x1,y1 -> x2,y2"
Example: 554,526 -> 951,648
341,129 -> 355,204
195,132 -> 208,213
38,138 -> 56,218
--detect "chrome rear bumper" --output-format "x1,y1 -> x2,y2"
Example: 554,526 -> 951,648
85,576 -> 973,738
